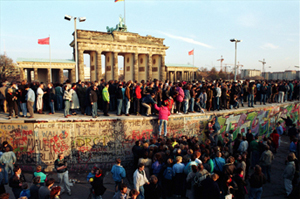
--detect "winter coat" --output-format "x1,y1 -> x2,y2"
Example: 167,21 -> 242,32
154,104 -> 170,121
70,88 -> 80,109
176,87 -> 184,102
283,161 -> 296,180
259,150 -> 274,166
111,165 -> 126,182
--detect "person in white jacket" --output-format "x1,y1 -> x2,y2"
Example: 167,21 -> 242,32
133,163 -> 149,199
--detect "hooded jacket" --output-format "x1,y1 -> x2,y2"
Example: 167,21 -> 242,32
154,104 -> 170,121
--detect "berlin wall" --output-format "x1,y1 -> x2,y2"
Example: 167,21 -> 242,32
0,102 -> 299,172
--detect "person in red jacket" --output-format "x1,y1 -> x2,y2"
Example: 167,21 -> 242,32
154,101 -> 171,137
135,83 -> 142,116
270,129 -> 279,153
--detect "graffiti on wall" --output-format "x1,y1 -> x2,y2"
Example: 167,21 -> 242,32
0,103 -> 298,171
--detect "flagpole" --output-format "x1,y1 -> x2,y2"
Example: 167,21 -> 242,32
193,48 -> 194,67
49,35 -> 52,83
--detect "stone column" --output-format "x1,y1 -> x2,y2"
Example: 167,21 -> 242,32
19,68 -> 25,80
97,51 -> 102,81
34,68 -> 38,81
174,70 -> 177,82
27,69 -> 32,82
59,68 -> 64,84
78,50 -> 84,81
160,55 -> 165,81
191,71 -> 193,80
113,52 -> 118,80
47,68 -> 51,83
134,53 -> 138,81
70,69 -> 76,83
147,54 -> 152,81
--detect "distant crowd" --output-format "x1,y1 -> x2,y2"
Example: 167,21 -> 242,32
0,79 -> 299,119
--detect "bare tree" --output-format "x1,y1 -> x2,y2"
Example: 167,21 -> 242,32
0,54 -> 20,81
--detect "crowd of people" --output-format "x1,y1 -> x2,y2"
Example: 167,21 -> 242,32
122,119 -> 299,199
0,79 -> 299,119
0,119 -> 297,199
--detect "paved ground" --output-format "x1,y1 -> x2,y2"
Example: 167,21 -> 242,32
2,135 -> 296,199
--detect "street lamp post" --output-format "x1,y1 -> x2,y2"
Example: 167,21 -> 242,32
64,15 -> 86,82
230,38 -> 242,81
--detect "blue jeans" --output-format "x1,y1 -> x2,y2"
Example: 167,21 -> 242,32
137,185 -> 145,199
215,97 -> 220,110
56,95 -> 63,110
159,120 -> 168,136
262,165 -> 271,182
64,101 -> 70,117
260,94 -> 266,104
289,92 -> 293,101
239,96 -> 244,106
20,102 -> 27,117
125,98 -> 130,114
85,105 -> 91,115
189,98 -> 195,112
248,94 -> 254,107
57,171 -> 71,194
49,101 -> 55,113
230,101 -> 238,109
183,100 -> 189,113
117,99 -> 122,115
122,99 -> 126,114
92,102 -> 98,117
284,92 -> 288,102
249,187 -> 263,199
3,163 -> 14,184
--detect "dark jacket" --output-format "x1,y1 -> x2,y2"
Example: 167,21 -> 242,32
142,94 -> 156,105
90,89 -> 98,103
9,173 -> 26,189
30,184 -> 40,199
249,172 -> 266,188
91,175 -> 106,196
116,88 -> 123,99
223,163 -> 236,177
202,177 -> 220,199
6,92 -> 17,107
54,159 -> 68,173
144,183 -> 163,199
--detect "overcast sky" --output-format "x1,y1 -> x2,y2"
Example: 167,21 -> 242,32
0,0 -> 299,72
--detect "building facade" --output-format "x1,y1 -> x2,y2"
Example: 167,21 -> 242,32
17,58 -> 76,84
240,69 -> 262,79
166,64 -> 197,82
71,30 -> 169,82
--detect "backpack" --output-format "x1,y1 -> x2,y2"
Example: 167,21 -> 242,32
20,190 -> 29,197
193,173 -> 208,188
163,167 -> 173,180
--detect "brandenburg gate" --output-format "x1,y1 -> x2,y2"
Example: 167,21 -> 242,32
71,29 -> 169,82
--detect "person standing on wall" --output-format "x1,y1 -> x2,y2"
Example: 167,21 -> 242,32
90,84 -> 98,118
36,83 -> 46,114
54,153 -> 71,196
102,83 -> 110,116
25,85 -> 35,118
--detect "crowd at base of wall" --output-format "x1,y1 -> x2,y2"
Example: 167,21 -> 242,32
0,102 -> 299,172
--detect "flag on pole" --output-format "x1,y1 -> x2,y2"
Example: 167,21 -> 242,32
38,37 -> 50,45
115,0 -> 124,2
188,49 -> 194,55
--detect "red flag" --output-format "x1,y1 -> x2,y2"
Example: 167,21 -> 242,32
188,49 -> 194,55
115,0 -> 124,2
38,37 -> 50,45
